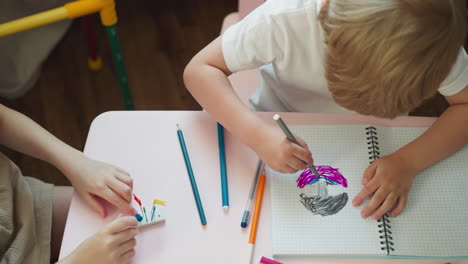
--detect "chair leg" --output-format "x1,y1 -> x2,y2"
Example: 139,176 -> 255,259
105,25 -> 134,110
83,15 -> 102,72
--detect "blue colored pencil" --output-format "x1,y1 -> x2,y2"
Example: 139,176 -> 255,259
150,205 -> 156,221
217,122 -> 229,212
177,124 -> 207,225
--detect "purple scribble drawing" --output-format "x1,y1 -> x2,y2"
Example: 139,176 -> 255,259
297,166 -> 348,216
297,166 -> 348,188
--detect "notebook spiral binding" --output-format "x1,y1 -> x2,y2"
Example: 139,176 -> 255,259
365,126 -> 394,254
365,126 -> 380,163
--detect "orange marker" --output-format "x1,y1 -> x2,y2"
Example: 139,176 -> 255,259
248,172 -> 266,264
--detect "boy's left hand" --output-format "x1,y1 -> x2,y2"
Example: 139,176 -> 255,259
66,155 -> 137,217
352,152 -> 418,219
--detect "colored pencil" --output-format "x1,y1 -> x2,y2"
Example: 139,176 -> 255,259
241,160 -> 263,228
248,172 -> 266,264
177,124 -> 207,225
142,206 -> 148,222
273,114 -> 320,177
260,256 -> 284,264
133,193 -> 144,215
217,122 -> 229,212
150,204 -> 156,221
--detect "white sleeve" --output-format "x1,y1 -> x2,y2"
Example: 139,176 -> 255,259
221,1 -> 286,73
438,48 -> 468,97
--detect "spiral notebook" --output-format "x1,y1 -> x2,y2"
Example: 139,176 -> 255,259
269,124 -> 468,258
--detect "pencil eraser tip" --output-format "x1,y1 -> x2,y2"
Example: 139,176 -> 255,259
273,114 -> 280,120
223,206 -> 229,213
135,213 -> 143,222
241,222 -> 247,228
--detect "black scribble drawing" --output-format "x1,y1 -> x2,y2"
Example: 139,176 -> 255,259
299,192 -> 348,216
297,166 -> 349,216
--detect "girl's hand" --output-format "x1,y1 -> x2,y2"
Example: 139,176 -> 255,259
352,152 -> 418,219
66,154 -> 137,217
253,127 -> 313,173
59,216 -> 138,264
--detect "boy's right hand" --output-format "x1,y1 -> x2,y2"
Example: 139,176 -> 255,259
59,216 -> 138,264
254,127 -> 313,173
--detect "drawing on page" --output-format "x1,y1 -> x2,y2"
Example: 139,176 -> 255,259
297,166 -> 348,216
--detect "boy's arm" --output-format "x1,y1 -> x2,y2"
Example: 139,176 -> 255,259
353,86 -> 468,219
184,37 -> 264,152
394,86 -> 468,171
0,105 -> 136,216
184,36 -> 313,173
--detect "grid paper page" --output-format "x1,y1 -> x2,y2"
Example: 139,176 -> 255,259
377,126 -> 468,257
270,125 -> 384,257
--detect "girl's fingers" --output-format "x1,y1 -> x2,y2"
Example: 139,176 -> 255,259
107,176 -> 133,203
104,216 -> 138,234
114,166 -> 131,176
113,227 -> 138,244
118,238 -> 137,255
100,187 -> 136,215
82,192 -> 106,217
115,172 -> 133,189
120,249 -> 136,262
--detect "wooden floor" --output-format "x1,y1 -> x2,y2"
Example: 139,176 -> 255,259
0,0 -> 236,185
0,1 -> 462,185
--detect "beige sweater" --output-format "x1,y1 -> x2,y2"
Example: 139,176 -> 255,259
0,153 -> 53,264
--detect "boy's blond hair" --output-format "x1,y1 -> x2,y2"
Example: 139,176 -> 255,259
319,0 -> 466,118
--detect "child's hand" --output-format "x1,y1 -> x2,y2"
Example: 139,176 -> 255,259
67,155 -> 137,217
254,127 -> 313,173
59,216 -> 138,264
352,153 -> 418,219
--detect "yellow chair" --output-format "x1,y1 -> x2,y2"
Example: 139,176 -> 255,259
0,0 -> 134,110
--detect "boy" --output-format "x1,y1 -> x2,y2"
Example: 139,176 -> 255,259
0,104 -> 138,264
183,0 -> 468,220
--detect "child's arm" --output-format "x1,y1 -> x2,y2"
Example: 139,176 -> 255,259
352,86 -> 468,219
58,216 -> 138,264
0,105 -> 136,216
184,37 -> 313,173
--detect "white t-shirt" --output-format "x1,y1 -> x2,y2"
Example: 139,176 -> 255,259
222,0 -> 468,113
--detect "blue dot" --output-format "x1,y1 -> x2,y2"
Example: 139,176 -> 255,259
135,213 -> 143,222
